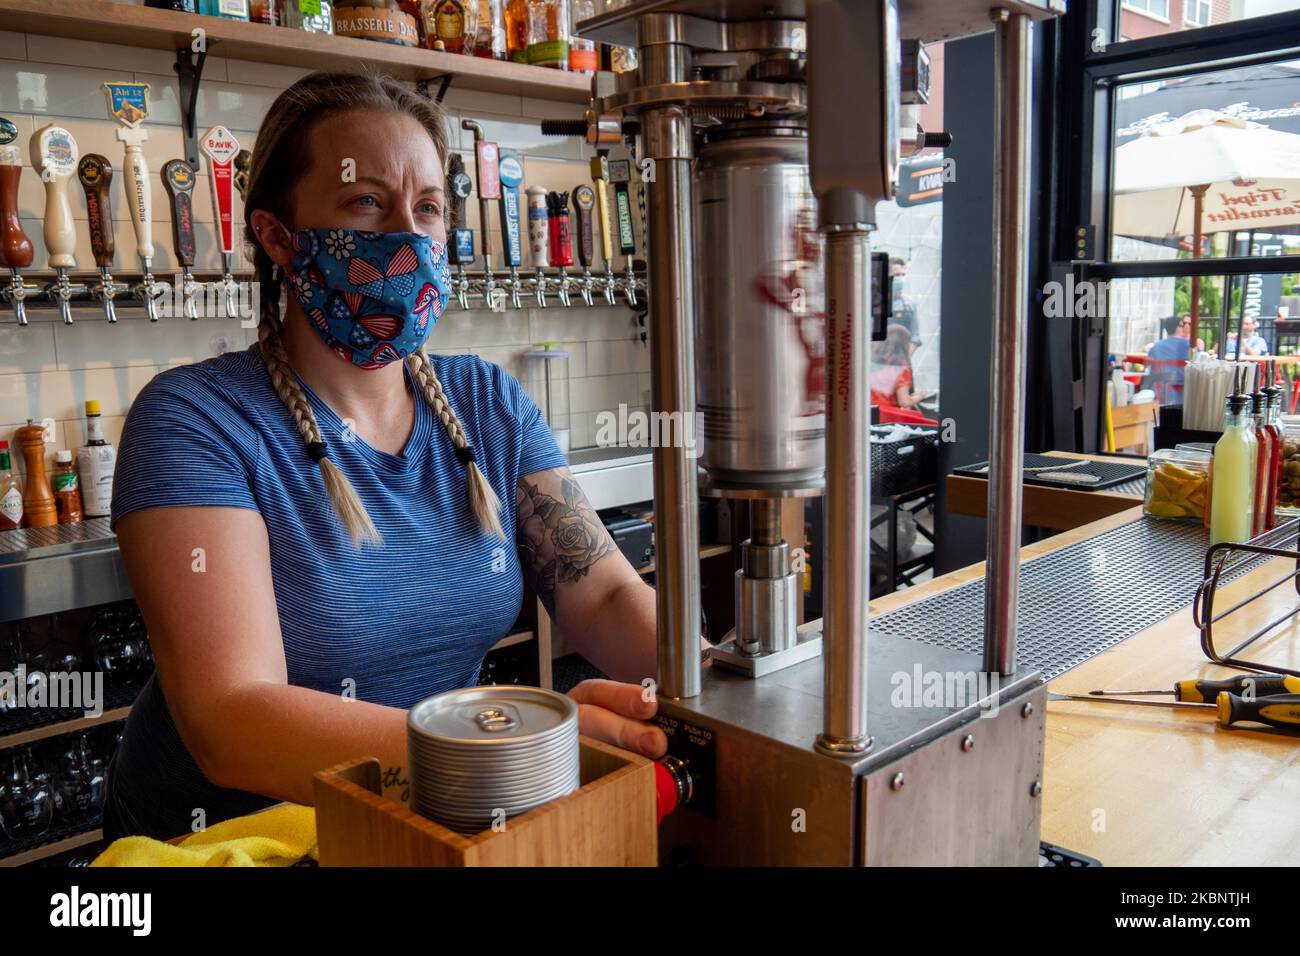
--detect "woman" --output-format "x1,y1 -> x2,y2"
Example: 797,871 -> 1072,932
104,73 -> 672,840
870,323 -> 928,410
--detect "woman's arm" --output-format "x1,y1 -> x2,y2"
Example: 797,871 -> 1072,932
117,507 -> 411,809
516,468 -> 658,684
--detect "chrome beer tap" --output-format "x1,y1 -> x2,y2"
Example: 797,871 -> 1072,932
76,154 -> 121,322
608,158 -> 639,306
526,185 -> 549,307
446,152 -> 474,310
497,147 -> 526,310
571,185 -> 596,306
31,124 -> 79,325
106,81 -> 162,321
590,154 -> 618,306
548,191 -> 574,307
162,159 -> 200,320
0,133 -> 34,326
461,121 -> 502,311
203,126 -> 241,320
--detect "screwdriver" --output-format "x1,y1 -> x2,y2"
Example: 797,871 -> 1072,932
1088,674 -> 1300,703
1048,691 -> 1300,733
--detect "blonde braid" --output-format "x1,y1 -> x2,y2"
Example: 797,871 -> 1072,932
408,348 -> 507,541
257,283 -> 382,547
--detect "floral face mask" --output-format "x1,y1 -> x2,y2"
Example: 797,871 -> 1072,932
285,226 -> 451,370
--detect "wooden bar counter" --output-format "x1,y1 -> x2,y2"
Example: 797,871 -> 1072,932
872,507 -> 1300,867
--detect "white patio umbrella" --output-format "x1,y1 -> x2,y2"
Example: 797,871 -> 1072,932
1112,110 -> 1300,352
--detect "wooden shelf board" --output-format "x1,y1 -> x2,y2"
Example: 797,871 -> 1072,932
0,0 -> 591,103
1,827 -> 103,867
0,705 -> 131,751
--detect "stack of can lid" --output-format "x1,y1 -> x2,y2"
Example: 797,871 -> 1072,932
407,686 -> 580,835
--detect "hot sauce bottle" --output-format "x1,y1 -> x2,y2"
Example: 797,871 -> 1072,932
52,450 -> 83,525
0,440 -> 21,531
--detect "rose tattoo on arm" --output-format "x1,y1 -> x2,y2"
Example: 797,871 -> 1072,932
516,470 -> 618,618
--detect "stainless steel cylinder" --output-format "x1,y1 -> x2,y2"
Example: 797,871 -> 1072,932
817,227 -> 871,756
637,12 -> 693,86
644,105 -> 702,700
695,125 -> 826,489
983,9 -> 1032,677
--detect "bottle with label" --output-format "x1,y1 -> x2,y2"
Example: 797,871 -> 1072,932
568,0 -> 596,73
473,0 -> 505,58
526,0 -> 569,69
422,0 -> 474,53
76,401 -> 117,520
0,440 -> 21,532
504,0 -> 529,62
250,0 -> 281,23
146,1 -> 199,10
200,0 -> 252,19
283,0 -> 334,32
52,450 -> 84,525
334,0 -> 421,45
1209,393 -> 1257,546
17,422 -> 56,529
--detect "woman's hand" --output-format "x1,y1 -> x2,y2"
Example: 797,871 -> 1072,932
567,678 -> 667,759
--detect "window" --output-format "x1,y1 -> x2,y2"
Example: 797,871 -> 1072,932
1122,0 -> 1170,20
1185,0 -> 1211,27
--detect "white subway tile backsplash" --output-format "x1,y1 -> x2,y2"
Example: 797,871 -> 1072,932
0,33 -> 643,481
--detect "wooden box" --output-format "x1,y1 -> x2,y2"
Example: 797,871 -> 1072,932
312,736 -> 657,866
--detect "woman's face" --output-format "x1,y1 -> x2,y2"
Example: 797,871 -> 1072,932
252,108 -> 447,268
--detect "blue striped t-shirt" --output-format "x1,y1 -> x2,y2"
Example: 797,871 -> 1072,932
104,344 -> 567,839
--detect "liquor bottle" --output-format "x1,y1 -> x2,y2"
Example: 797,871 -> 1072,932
504,0 -> 529,62
473,0 -> 505,58
16,422 -> 56,529
422,0 -> 473,53
250,0 -> 281,23
76,401 -> 117,520
334,0 -> 420,45
1265,380 -> 1284,530
1209,393 -> 1257,546
526,0 -> 569,69
283,0 -> 334,31
568,0 -> 596,73
52,450 -> 84,525
0,439 -> 21,531
200,0 -> 252,19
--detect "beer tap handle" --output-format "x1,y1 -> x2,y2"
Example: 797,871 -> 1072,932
526,185 -> 549,307
31,124 -> 78,325
609,158 -> 637,305
590,154 -> 617,305
572,184 -> 595,306
0,140 -> 33,325
202,126 -> 241,320
117,127 -> 160,321
548,191 -> 573,308
77,154 -> 119,323
161,159 -> 199,320
462,122 -> 502,311
447,153 -> 475,310
496,147 -> 525,310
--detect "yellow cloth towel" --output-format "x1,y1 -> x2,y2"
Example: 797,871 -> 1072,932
91,804 -> 317,868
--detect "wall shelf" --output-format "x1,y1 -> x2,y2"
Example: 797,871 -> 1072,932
0,0 -> 592,103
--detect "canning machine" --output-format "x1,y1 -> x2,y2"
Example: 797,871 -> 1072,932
561,0 -> 1067,865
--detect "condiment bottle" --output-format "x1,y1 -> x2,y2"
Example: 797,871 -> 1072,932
0,439 -> 22,531
1265,381 -> 1284,530
16,421 -> 56,529
52,450 -> 83,525
76,401 -> 117,519
1210,393 -> 1257,546
1251,390 -> 1271,538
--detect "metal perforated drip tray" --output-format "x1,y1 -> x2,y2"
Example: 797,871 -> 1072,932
0,517 -> 116,562
873,517 -> 1252,682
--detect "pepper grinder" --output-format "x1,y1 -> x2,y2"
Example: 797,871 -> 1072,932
16,421 -> 56,528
